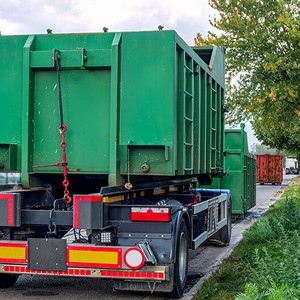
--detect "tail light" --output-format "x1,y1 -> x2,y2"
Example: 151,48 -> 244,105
131,207 -> 171,222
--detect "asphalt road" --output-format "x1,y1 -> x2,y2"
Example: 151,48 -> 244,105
0,175 -> 296,300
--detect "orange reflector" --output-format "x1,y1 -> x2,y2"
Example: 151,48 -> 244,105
131,207 -> 171,222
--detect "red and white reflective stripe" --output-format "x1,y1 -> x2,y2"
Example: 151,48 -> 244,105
100,270 -> 165,280
3,265 -> 92,276
123,248 -> 145,270
131,207 -> 171,222
1,265 -> 165,280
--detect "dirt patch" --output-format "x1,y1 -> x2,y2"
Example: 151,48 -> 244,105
289,176 -> 300,185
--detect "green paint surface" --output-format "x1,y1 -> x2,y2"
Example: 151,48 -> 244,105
0,31 -> 225,186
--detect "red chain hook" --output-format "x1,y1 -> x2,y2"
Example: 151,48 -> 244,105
59,124 -> 72,204
32,124 -> 72,204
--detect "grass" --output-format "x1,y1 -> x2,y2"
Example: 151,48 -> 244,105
193,177 -> 300,300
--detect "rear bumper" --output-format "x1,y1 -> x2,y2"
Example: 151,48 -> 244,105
0,264 -> 168,281
0,240 -> 168,281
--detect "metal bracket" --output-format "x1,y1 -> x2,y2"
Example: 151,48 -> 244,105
137,240 -> 157,265
147,281 -> 156,294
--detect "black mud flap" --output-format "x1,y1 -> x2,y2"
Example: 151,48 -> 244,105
28,238 -> 67,272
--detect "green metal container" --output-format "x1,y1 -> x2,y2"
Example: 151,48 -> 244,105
204,124 -> 256,217
0,30 -> 225,188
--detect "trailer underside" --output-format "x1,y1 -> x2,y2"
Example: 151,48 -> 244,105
0,180 -> 231,297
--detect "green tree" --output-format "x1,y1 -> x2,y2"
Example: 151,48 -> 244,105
195,0 -> 300,158
251,144 -> 280,155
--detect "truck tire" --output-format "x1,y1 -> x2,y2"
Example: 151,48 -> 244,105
212,201 -> 232,245
0,274 -> 19,288
171,218 -> 188,298
220,203 -> 232,245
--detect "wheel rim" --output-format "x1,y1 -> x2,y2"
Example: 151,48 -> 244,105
178,231 -> 187,283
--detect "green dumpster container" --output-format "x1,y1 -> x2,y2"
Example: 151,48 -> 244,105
0,30 -> 225,190
203,124 -> 256,217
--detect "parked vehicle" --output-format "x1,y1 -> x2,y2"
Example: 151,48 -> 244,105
0,30 -> 240,297
256,154 -> 283,185
285,157 -> 299,175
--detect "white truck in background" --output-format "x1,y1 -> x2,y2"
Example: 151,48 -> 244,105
285,157 -> 299,175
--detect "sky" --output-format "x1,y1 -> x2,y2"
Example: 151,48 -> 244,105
0,0 -> 214,45
0,0 -> 259,146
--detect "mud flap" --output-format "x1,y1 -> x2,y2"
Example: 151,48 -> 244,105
28,238 -> 67,272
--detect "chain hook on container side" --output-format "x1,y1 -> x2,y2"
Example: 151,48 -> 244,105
58,124 -> 71,204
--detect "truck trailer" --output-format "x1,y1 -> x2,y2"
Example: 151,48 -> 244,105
0,30 -> 230,297
285,157 -> 299,175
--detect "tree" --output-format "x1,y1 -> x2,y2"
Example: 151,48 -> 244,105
195,0 -> 300,158
251,143 -> 280,155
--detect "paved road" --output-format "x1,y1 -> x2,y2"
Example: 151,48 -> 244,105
255,174 -> 294,206
0,175 -> 296,300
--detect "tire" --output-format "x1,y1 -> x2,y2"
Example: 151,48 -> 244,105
171,218 -> 188,298
210,200 -> 232,245
221,202 -> 232,245
0,274 -> 19,288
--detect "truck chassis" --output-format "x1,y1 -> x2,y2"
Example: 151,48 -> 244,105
0,180 -> 231,297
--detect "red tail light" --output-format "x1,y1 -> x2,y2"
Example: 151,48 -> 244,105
131,207 -> 171,222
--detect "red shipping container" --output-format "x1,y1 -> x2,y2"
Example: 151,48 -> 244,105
256,154 -> 283,185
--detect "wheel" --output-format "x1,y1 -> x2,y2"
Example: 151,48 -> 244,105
171,218 -> 188,298
0,274 -> 19,288
221,202 -> 232,245
210,200 -> 232,245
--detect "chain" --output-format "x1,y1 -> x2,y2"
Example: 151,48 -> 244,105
54,50 -> 64,126
59,124 -> 71,204
54,50 -> 71,205
124,145 -> 133,190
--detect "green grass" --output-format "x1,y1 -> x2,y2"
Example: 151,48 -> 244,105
269,181 -> 300,210
193,179 -> 300,300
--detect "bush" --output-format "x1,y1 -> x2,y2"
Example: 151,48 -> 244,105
243,218 -> 274,243
243,198 -> 300,244
236,199 -> 300,299
235,282 -> 298,300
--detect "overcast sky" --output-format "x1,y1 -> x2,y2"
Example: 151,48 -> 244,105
0,0 -> 258,145
0,0 -> 216,45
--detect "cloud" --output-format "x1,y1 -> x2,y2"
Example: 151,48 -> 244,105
0,0 -> 215,44
0,0 -> 79,34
